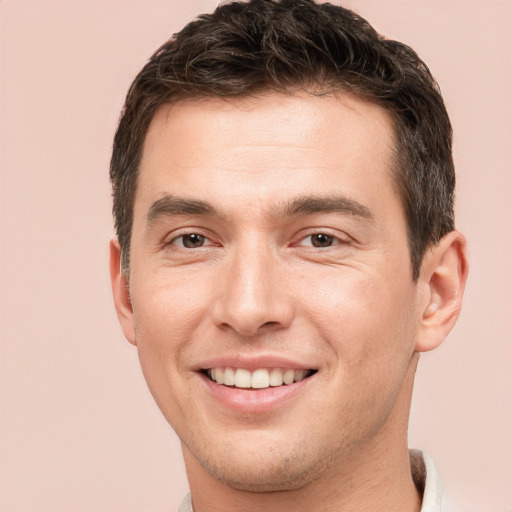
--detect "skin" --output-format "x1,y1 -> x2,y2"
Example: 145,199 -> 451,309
111,92 -> 467,511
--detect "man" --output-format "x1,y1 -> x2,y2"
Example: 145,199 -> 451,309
109,0 -> 468,510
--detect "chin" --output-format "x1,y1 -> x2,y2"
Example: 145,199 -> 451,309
187,433 -> 342,493
203,459 -> 319,493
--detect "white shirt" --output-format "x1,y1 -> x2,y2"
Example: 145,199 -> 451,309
178,449 -> 444,512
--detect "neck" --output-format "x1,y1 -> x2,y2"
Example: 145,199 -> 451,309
184,355 -> 422,512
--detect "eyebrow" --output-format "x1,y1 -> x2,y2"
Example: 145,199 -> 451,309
275,195 -> 374,222
146,195 -> 221,228
146,193 -> 374,227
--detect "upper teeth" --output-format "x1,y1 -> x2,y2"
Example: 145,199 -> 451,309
206,367 -> 311,389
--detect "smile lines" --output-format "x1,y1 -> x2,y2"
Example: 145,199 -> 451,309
205,367 -> 316,389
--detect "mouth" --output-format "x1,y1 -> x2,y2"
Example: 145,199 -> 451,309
202,367 -> 317,389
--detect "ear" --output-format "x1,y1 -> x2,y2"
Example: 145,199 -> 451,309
415,230 -> 468,352
110,238 -> 136,345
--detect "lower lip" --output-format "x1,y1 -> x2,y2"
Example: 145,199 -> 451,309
199,373 -> 314,414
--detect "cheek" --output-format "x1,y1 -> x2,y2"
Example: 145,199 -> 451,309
132,268 -> 212,339
297,266 -> 419,369
132,306 -> 198,433
129,278 -> 200,399
302,271 -> 418,430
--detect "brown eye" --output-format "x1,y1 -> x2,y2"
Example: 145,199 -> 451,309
310,233 -> 334,247
180,233 -> 206,248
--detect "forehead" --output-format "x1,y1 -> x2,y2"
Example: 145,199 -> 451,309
136,92 -> 399,221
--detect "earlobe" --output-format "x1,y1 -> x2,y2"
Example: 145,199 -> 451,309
415,231 -> 468,352
109,238 -> 136,345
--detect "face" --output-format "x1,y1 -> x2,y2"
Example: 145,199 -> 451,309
116,92 -> 426,492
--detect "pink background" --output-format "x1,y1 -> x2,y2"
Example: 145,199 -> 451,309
1,1 -> 510,510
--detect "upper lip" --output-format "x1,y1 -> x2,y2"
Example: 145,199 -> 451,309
194,354 -> 317,372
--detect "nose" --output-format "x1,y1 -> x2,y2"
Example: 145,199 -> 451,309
211,244 -> 295,336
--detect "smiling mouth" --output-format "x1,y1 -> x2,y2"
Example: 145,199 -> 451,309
203,367 -> 317,389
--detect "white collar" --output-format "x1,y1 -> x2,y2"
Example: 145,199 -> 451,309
414,450 -> 444,512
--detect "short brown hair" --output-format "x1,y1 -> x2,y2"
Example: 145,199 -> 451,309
110,0 -> 455,279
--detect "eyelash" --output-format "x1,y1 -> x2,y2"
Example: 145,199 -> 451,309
164,230 -> 349,251
165,231 -> 215,249
294,232 -> 349,249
